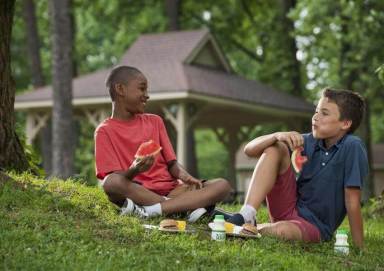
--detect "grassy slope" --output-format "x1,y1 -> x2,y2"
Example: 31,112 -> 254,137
1,174 -> 383,271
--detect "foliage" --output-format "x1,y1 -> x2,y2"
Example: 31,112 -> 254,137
11,0 -> 167,91
195,129 -> 229,180
377,64 -> 384,84
73,119 -> 98,185
14,115 -> 44,176
366,195 -> 384,219
182,0 -> 305,96
289,0 -> 384,141
1,173 -> 384,270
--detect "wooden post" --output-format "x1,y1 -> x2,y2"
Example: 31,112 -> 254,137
26,111 -> 50,145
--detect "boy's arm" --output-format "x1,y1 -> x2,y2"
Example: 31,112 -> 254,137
244,131 -> 304,158
345,187 -> 364,248
115,156 -> 155,180
168,161 -> 202,189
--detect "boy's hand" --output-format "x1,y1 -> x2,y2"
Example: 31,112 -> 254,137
274,131 -> 304,151
182,176 -> 203,189
131,155 -> 155,173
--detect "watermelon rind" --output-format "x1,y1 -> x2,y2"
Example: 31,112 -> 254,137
291,147 -> 304,173
135,140 -> 162,159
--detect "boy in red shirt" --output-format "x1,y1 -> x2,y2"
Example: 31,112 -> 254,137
95,66 -> 232,220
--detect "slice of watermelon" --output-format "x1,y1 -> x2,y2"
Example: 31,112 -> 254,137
135,140 -> 162,159
291,147 -> 308,173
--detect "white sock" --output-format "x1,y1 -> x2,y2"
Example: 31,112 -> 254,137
163,196 -> 170,200
240,204 -> 257,224
143,203 -> 162,217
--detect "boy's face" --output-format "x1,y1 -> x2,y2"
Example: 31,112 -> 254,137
312,97 -> 351,140
116,73 -> 149,114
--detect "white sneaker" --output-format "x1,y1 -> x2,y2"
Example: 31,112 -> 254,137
120,198 -> 148,218
187,207 -> 207,223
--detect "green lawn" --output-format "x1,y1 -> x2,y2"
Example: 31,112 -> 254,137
1,173 -> 383,271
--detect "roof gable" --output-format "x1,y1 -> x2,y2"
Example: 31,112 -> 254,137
119,28 -> 230,72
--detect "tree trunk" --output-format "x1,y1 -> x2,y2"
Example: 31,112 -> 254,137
164,2 -> 199,177
362,101 -> 374,201
280,0 -> 302,96
40,121 -> 52,175
69,0 -> 78,77
22,0 -> 53,175
0,0 -> 29,172
186,128 -> 198,177
49,0 -> 74,179
22,0 -> 45,88
165,0 -> 180,31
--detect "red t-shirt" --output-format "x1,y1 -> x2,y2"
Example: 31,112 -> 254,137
94,114 -> 178,195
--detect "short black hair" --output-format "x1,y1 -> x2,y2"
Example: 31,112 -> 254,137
322,87 -> 365,133
105,66 -> 143,101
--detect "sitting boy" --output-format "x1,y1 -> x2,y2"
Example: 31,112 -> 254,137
94,65 -> 232,221
228,88 -> 367,248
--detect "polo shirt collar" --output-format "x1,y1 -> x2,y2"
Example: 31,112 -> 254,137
315,134 -> 347,151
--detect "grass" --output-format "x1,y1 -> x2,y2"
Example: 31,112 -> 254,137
1,173 -> 383,271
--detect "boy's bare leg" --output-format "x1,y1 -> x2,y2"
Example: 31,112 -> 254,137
102,173 -> 165,206
258,222 -> 302,241
161,179 -> 232,214
244,142 -> 291,209
245,143 -> 303,241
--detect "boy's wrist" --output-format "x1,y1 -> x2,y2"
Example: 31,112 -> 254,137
125,165 -> 139,179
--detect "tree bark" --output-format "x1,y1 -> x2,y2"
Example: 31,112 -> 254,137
22,0 -> 45,88
165,0 -> 180,31
164,2 -> 199,177
0,0 -> 29,172
280,0 -> 302,96
49,0 -> 74,179
361,101 -> 374,201
22,0 -> 53,175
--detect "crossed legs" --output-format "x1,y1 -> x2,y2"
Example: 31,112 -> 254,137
102,174 -> 232,215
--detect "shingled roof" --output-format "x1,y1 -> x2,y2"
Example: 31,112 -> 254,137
15,29 -> 313,113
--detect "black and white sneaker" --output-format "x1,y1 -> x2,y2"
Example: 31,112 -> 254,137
210,208 -> 234,220
226,213 -> 256,226
120,198 -> 149,218
187,207 -> 207,223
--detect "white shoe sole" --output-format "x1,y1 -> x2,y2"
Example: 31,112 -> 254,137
187,208 -> 207,223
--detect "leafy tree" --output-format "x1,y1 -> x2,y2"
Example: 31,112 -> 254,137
289,0 -> 384,199
181,0 -> 306,97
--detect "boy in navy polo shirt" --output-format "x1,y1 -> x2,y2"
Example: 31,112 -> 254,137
228,88 -> 367,248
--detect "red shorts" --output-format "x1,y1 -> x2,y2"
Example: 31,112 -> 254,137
266,166 -> 321,243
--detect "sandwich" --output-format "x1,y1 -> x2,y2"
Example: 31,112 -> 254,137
240,223 -> 258,236
159,219 -> 178,230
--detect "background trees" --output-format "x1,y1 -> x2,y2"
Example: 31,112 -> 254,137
8,0 -> 384,196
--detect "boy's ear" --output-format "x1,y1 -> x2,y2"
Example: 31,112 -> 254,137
114,83 -> 125,96
341,119 -> 352,131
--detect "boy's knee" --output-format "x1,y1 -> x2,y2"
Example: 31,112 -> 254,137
217,178 -> 233,193
102,173 -> 129,194
264,142 -> 288,156
272,222 -> 302,240
204,178 -> 233,196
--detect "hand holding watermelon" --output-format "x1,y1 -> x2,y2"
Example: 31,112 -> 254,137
130,140 -> 162,173
291,147 -> 308,173
135,140 -> 162,159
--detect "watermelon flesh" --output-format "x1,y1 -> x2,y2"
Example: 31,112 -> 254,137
291,147 -> 308,173
135,140 -> 162,159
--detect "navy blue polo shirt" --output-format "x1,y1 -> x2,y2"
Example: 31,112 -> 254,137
296,133 -> 368,241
